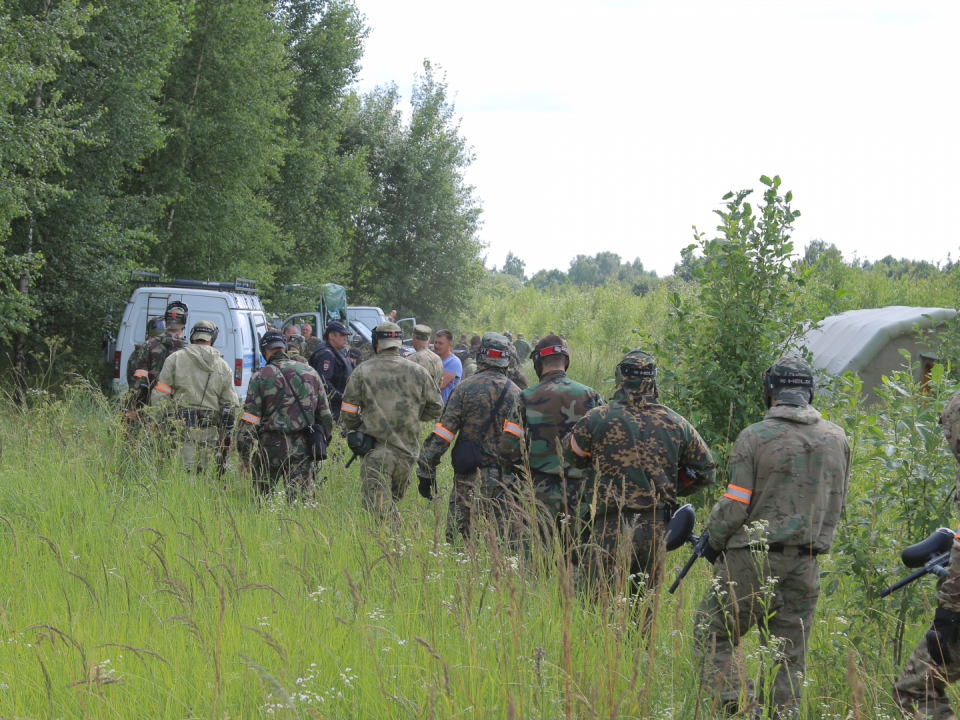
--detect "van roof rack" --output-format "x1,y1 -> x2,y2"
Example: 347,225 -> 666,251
128,271 -> 258,294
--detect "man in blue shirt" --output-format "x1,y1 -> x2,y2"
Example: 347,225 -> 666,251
434,329 -> 462,403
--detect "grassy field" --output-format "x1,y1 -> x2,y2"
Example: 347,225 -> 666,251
0,378 -> 948,719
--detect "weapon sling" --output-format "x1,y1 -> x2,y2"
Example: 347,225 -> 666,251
279,366 -> 328,463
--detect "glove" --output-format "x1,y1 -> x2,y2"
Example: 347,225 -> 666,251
702,542 -> 722,564
417,475 -> 433,500
926,607 -> 960,665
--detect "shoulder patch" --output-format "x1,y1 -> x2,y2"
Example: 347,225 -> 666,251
323,360 -> 331,371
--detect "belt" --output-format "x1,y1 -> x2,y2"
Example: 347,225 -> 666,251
768,544 -> 820,557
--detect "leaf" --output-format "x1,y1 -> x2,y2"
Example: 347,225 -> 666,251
785,190 -> 793,203
722,191 -> 734,200
932,363 -> 944,384
760,175 -> 773,187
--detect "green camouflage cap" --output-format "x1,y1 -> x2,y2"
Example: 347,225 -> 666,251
190,319 -> 217,342
373,321 -> 403,350
413,324 -> 432,341
616,349 -> 657,395
287,333 -> 305,351
765,355 -> 815,406
146,315 -> 165,338
477,332 -> 511,368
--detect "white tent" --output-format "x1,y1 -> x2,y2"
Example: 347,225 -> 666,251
802,306 -> 956,402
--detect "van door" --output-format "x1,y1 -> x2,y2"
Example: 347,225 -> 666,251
282,312 -> 324,354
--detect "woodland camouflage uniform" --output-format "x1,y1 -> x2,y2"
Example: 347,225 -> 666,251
135,330 -> 188,392
894,390 -> 960,720
460,348 -> 478,381
499,360 -> 605,549
151,322 -> 240,472
562,350 -> 715,599
505,342 -> 530,390
237,350 -> 333,500
513,335 -> 532,363
126,316 -> 166,388
694,356 -> 850,718
418,333 -> 521,542
341,324 -> 443,522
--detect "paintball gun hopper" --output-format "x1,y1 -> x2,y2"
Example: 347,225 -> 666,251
665,504 -> 697,552
903,527 -> 955,568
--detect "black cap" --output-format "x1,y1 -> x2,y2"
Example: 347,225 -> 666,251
324,320 -> 348,339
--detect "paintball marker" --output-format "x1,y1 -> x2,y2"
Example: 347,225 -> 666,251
879,527 -> 955,599
344,431 -> 375,468
666,504 -> 716,595
215,404 -> 235,479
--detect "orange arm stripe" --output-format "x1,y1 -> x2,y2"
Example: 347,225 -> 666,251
723,484 -> 752,504
570,437 -> 590,458
133,369 -> 148,379
503,420 -> 525,438
241,412 -> 260,425
341,402 -> 359,414
433,424 -> 455,443
955,524 -> 960,539
155,382 -> 172,395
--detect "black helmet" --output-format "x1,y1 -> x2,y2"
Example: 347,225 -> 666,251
531,334 -> 569,377
259,329 -> 287,354
164,300 -> 188,329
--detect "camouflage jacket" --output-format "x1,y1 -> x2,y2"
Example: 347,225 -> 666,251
937,392 -> 960,610
408,347 -> 444,387
151,344 -> 240,413
287,348 -> 307,364
418,369 -> 521,481
514,339 -> 532,361
562,388 -> 715,514
499,369 -> 605,479
237,351 -> 334,459
507,358 -> 530,390
705,403 -> 850,553
125,342 -> 147,387
340,347 -> 443,462
136,331 -> 188,389
461,357 -> 478,381
305,337 -> 321,356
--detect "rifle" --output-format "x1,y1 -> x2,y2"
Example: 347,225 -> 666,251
665,503 -> 712,595
879,527 -> 955,599
215,403 -> 235,479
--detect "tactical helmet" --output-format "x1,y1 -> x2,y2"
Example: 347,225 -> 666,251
287,333 -> 305,351
763,356 -> 815,407
616,349 -> 657,396
453,342 -> 470,359
146,315 -> 166,338
259,329 -> 287,354
531,334 -> 569,376
165,300 -> 188,329
373,321 -> 403,351
476,332 -> 511,368
190,319 -> 219,344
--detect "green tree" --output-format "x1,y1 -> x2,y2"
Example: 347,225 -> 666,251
138,0 -> 293,283
529,268 -> 569,291
501,251 -> 526,281
343,62 -> 484,323
658,175 -> 814,462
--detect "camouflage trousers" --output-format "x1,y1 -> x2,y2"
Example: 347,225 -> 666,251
251,430 -> 313,501
578,512 -> 666,604
694,548 -> 820,717
507,474 -> 585,555
893,622 -> 960,720
360,445 -> 414,523
446,468 -> 509,543
179,425 -> 220,473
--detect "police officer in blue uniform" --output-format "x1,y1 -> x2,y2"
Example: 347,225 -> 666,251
309,320 -> 352,421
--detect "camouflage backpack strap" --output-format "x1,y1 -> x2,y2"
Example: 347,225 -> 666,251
276,362 -> 328,462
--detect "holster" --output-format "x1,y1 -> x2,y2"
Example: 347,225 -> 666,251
347,431 -> 376,456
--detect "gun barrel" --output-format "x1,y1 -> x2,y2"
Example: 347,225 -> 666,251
878,551 -> 952,598
345,453 -> 357,469
669,552 -> 700,594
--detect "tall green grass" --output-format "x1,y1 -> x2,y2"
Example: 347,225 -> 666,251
0,382 -> 939,718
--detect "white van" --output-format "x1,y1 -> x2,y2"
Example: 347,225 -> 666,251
110,272 -> 268,400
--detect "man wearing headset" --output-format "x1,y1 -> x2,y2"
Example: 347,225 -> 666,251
562,350 -> 715,604
499,334 -> 605,553
693,355 -> 849,719
151,320 -> 240,472
133,300 -> 190,396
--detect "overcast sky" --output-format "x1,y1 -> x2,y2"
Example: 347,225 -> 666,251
352,0 -> 959,277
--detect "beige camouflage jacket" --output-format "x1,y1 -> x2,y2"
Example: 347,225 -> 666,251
706,403 -> 850,553
408,347 -> 443,388
151,344 -> 240,412
341,347 -> 443,462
